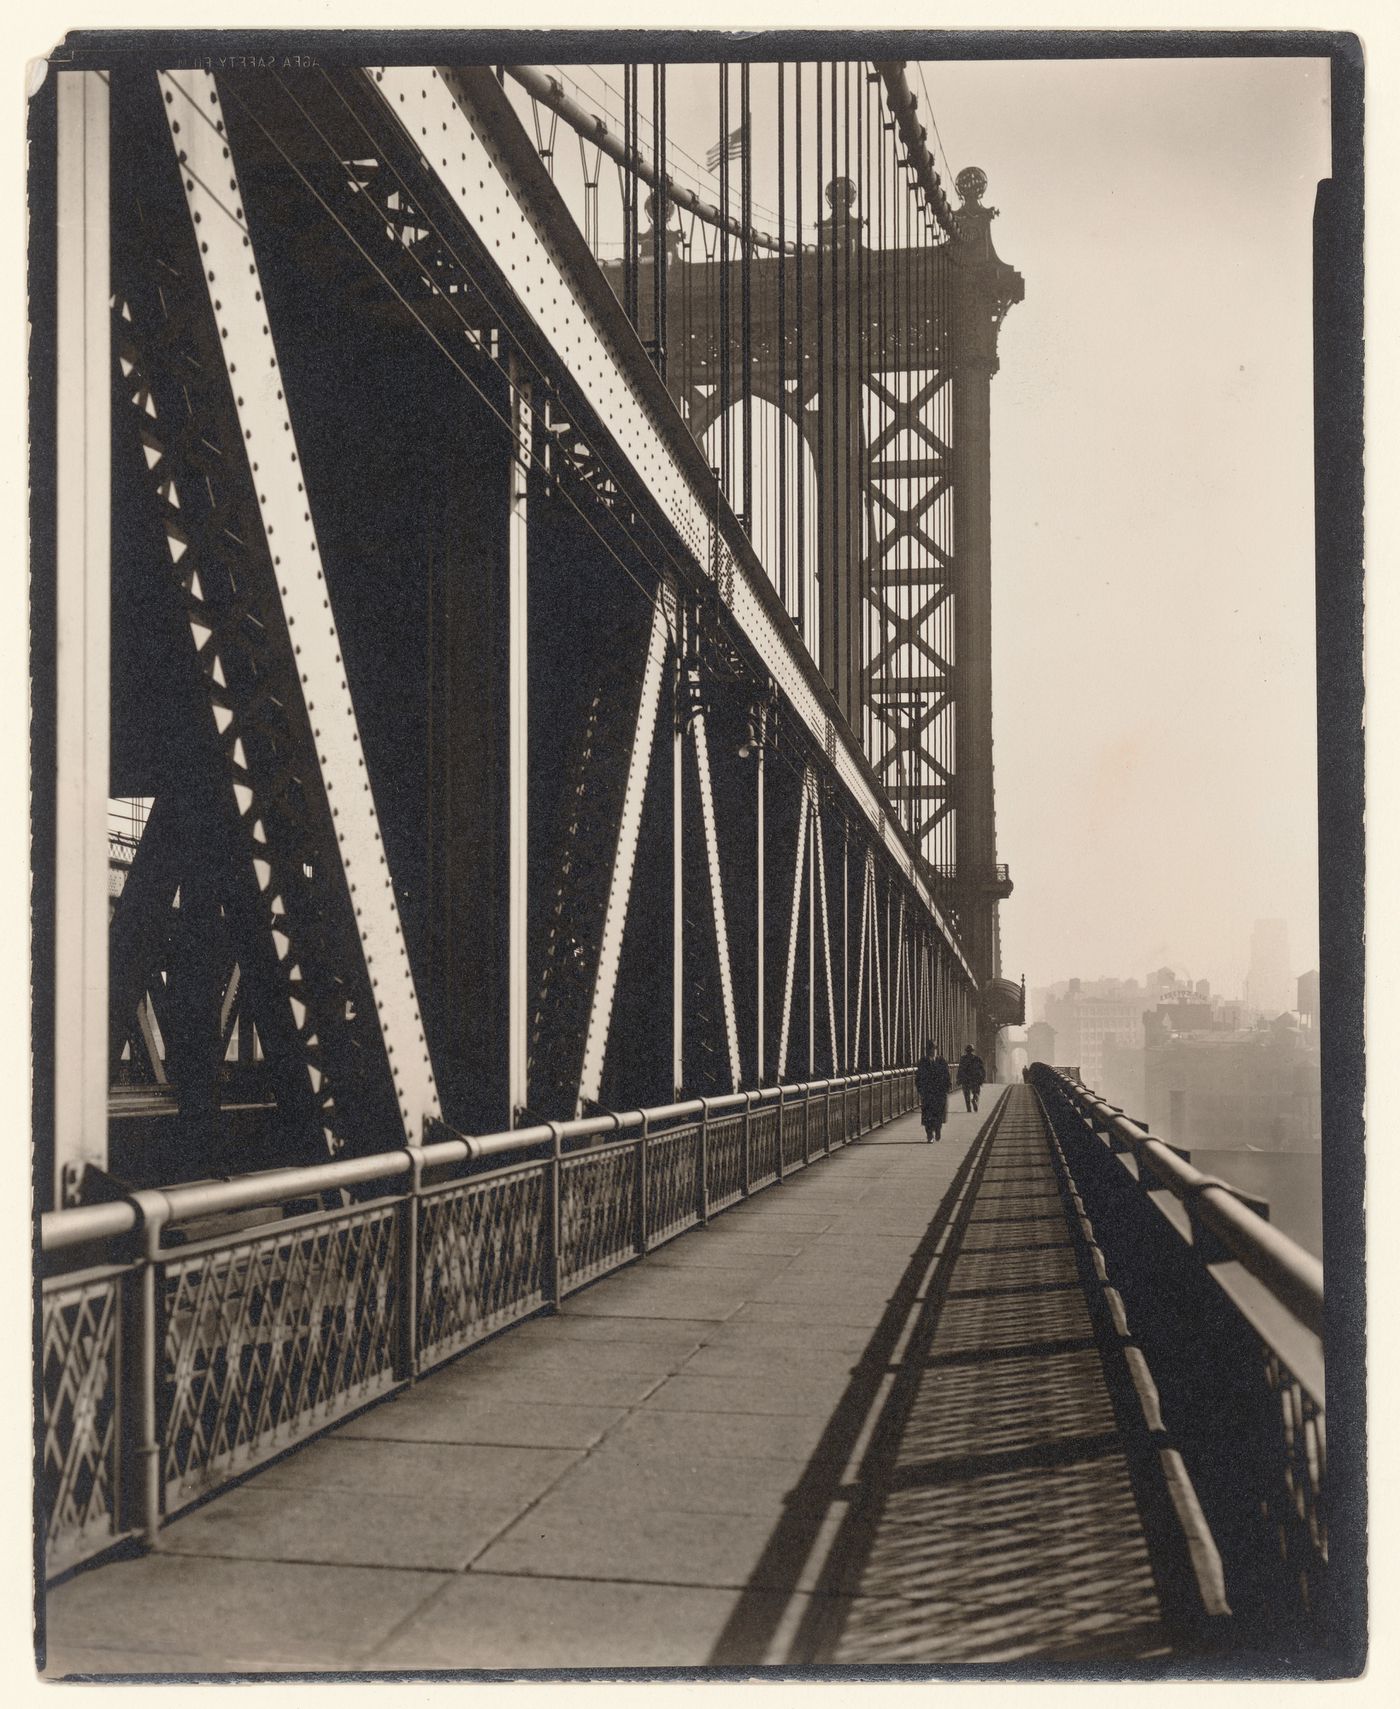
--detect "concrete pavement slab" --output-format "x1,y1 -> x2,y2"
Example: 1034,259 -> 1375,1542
645,1371 -> 856,1417
44,1555 -> 443,1670
609,1404 -> 839,1465
537,1442 -> 819,1517
421,1358 -> 667,1408
363,1571 -> 794,1670
336,1391 -> 626,1450
254,1435 -> 579,1503
154,1483 -> 527,1572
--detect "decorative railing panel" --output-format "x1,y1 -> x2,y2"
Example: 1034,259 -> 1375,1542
560,1144 -> 639,1291
749,1106 -> 780,1186
161,1204 -> 400,1505
41,1269 -> 126,1576
707,1115 -> 746,1212
418,1163 -> 550,1365
41,1066 -> 918,1576
781,1098 -> 808,1171
645,1125 -> 700,1247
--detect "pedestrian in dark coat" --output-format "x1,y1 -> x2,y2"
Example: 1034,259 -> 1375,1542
957,1045 -> 987,1112
916,1040 -> 951,1142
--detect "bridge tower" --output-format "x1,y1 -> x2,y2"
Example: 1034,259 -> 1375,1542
626,147 -> 1024,1064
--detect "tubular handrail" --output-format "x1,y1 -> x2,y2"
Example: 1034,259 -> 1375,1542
40,1067 -> 904,1256
1031,1065 -> 1323,1339
39,1062 -> 919,1576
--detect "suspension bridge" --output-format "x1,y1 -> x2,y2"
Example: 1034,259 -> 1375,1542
32,45 -> 1346,1675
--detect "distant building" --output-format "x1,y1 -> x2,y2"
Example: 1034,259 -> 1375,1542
1026,1020 -> 1057,1067
1297,968 -> 1319,1031
1043,988 -> 1144,1091
1142,1022 -> 1320,1151
1245,918 -> 1294,1018
1100,1038 -> 1147,1120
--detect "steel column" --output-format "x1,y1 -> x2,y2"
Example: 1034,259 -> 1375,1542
755,733 -> 765,1084
53,69 -> 110,1206
507,355 -> 531,1121
672,606 -> 685,1098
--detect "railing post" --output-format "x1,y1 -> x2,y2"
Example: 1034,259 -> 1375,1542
707,1100 -> 717,1223
637,1116 -> 650,1255
741,1093 -> 753,1198
825,1081 -> 834,1154
127,1190 -> 171,1553
547,1122 -> 564,1307
802,1083 -> 812,1166
397,1146 -> 426,1383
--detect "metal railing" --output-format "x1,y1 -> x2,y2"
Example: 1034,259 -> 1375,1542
1028,1063 -> 1327,1649
39,1066 -> 917,1579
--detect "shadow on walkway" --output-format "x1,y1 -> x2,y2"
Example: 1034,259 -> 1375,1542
710,1086 -> 1172,1667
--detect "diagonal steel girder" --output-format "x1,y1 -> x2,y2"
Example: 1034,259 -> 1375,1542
355,64 -> 971,986
152,69 -> 440,1150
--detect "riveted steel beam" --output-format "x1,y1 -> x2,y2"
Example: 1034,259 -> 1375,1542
812,801 -> 840,1076
693,711 -> 741,1093
776,767 -> 812,1081
577,581 -> 676,1112
507,354 -> 531,1123
363,65 -> 972,987
157,69 -> 439,1149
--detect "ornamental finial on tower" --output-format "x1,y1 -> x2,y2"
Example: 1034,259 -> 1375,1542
955,166 -> 988,207
825,175 -> 857,214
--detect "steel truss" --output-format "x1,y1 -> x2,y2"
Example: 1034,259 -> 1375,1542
46,61 -> 984,1203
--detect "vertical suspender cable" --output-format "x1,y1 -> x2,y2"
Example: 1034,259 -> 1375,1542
796,64 -> 806,645
814,64 -> 824,665
829,60 -> 840,700
740,61 -> 753,534
777,62 -> 788,613
718,63 -> 731,504
843,61 -> 853,731
653,61 -> 667,381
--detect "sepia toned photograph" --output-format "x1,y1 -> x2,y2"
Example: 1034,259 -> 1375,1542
28,25 -> 1364,1679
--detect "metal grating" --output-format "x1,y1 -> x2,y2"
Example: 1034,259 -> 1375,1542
1268,1351 -> 1328,1608
646,1126 -> 701,1247
418,1164 -> 550,1365
707,1114 -> 746,1212
161,1206 -> 399,1503
41,1271 -> 125,1574
746,1104 -> 777,1186
560,1144 -> 639,1289
781,1099 -> 808,1171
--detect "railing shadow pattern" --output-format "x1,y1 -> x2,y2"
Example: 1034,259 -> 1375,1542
1029,1065 -> 1328,1659
750,1092 -> 1173,1666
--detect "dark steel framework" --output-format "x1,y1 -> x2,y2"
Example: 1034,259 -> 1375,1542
518,60 -> 1025,1031
42,58 -> 988,1210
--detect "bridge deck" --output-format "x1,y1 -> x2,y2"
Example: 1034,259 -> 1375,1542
45,1086 -> 1179,1674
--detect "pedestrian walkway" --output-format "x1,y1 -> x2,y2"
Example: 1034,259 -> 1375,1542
44,1086 -> 1186,1674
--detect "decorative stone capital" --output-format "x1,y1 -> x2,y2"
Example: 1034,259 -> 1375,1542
951,167 -> 1024,375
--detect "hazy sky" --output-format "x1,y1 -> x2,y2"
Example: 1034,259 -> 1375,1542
924,57 -> 1331,999
534,54 -> 1331,1001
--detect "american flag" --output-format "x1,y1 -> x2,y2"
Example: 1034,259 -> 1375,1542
705,120 -> 747,173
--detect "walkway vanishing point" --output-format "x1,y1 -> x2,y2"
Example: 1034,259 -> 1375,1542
45,1085 -> 1226,1675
